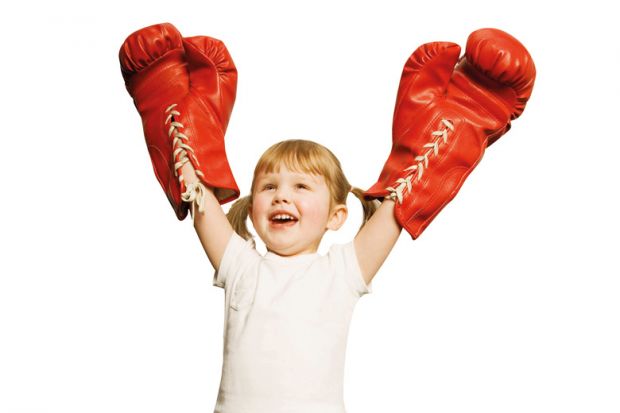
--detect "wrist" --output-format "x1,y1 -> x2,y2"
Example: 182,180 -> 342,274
181,162 -> 199,184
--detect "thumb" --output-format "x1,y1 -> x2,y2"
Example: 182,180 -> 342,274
393,42 -> 461,136
183,36 -> 238,131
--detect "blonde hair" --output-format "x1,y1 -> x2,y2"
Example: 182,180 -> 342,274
227,139 -> 380,246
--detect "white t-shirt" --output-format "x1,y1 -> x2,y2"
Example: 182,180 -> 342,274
212,232 -> 372,413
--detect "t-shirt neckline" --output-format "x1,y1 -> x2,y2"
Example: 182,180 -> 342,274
264,250 -> 320,262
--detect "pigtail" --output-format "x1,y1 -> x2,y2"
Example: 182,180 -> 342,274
226,195 -> 257,248
350,186 -> 381,235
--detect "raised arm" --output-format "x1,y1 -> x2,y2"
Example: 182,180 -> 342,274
118,25 -> 247,272
353,199 -> 402,286
182,163 -> 234,272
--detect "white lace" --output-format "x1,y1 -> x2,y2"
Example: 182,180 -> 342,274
165,103 -> 207,216
386,119 -> 454,204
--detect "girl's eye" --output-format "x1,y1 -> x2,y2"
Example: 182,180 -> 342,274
261,183 -> 308,190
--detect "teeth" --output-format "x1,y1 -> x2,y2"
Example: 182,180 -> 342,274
272,214 -> 295,221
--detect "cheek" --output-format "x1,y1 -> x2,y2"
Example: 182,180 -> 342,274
250,196 -> 267,220
299,196 -> 329,221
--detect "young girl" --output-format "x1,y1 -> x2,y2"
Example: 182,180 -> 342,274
118,22 -> 401,412
180,139 -> 402,412
120,22 -> 534,413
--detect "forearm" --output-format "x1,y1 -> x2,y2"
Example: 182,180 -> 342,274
181,162 -> 199,186
180,162 -> 233,270
364,199 -> 402,257
354,199 -> 402,285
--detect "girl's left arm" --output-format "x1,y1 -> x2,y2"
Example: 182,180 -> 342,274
353,199 -> 402,286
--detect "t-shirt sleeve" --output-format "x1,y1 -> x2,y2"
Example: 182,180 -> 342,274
213,232 -> 261,289
327,240 -> 373,297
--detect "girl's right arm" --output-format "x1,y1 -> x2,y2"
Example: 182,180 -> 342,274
181,163 -> 233,272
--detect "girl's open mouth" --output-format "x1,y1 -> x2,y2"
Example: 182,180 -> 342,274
270,215 -> 298,228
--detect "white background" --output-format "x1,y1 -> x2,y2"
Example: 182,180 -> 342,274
1,1 -> 618,412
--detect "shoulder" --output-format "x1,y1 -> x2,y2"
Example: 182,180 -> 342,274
213,232 -> 261,289
326,240 -> 373,296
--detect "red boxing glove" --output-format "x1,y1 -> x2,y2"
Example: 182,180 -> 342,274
365,28 -> 536,239
119,23 -> 240,220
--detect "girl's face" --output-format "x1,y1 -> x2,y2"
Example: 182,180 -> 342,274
249,163 -> 347,257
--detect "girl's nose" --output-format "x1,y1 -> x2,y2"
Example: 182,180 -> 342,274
273,187 -> 291,204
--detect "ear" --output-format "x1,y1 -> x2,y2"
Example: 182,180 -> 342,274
326,204 -> 348,231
